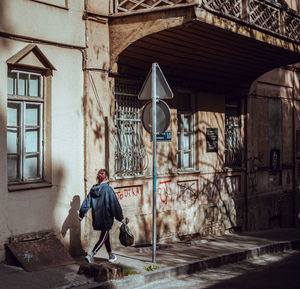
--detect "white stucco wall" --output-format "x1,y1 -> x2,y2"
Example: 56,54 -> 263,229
0,0 -> 85,47
0,0 -> 86,261
0,41 -> 85,260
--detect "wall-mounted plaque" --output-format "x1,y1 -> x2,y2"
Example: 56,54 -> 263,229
270,149 -> 280,170
206,128 -> 218,153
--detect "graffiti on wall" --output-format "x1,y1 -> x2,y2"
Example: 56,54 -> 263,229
114,186 -> 142,209
158,180 -> 171,203
113,175 -> 243,236
158,180 -> 200,205
177,180 -> 199,203
115,186 -> 141,200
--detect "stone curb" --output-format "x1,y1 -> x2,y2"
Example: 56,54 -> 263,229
84,239 -> 300,289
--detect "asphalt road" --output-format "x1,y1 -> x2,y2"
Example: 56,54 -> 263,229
136,250 -> 300,289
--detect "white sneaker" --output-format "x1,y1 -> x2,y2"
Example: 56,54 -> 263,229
108,254 -> 117,263
85,254 -> 94,263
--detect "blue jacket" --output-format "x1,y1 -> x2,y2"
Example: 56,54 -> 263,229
79,183 -> 124,231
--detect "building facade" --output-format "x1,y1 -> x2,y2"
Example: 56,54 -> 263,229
0,0 -> 86,260
0,0 -> 300,261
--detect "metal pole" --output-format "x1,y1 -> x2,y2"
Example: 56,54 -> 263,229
152,63 -> 157,263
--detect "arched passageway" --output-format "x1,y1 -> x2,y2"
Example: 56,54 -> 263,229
108,1 -> 300,238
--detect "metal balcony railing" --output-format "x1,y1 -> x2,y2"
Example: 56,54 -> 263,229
111,0 -> 300,43
112,0 -> 189,13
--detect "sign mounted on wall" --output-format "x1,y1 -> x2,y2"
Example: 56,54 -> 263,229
270,149 -> 280,170
150,130 -> 172,142
206,128 -> 218,153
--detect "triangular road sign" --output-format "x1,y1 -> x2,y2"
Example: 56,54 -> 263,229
138,63 -> 173,100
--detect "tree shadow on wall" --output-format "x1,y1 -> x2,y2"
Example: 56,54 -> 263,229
61,195 -> 85,257
153,114 -> 245,243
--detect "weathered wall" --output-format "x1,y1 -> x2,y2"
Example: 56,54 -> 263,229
0,0 -> 85,261
86,0 -> 110,15
246,67 -> 299,231
82,16 -> 114,252
196,91 -> 225,172
104,66 -> 299,248
109,172 -> 242,247
103,89 -> 244,248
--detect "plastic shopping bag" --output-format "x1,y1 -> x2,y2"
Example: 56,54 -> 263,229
119,223 -> 134,247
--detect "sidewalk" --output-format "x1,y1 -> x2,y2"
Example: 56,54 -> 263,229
1,228 -> 300,289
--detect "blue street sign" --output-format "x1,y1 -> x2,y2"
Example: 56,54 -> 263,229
150,130 -> 172,142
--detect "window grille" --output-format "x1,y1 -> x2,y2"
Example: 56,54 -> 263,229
225,102 -> 242,168
114,80 -> 148,178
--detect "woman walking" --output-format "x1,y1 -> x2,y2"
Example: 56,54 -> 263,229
79,169 -> 128,263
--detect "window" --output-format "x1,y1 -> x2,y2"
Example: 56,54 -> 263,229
114,80 -> 147,178
7,70 -> 44,182
225,98 -> 242,168
177,93 -> 194,170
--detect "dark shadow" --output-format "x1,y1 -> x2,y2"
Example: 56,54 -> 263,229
61,195 -> 85,257
204,250 -> 300,289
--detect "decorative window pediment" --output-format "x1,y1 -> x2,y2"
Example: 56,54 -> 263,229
7,44 -> 56,76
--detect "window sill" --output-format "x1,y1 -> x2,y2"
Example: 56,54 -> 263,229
113,174 -> 146,181
177,169 -> 200,175
223,167 -> 244,172
8,181 -> 52,192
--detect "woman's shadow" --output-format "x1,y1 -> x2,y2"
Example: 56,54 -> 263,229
62,195 -> 85,257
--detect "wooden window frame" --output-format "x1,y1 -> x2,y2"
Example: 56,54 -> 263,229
7,68 -> 45,184
176,92 -> 195,171
7,66 -> 52,190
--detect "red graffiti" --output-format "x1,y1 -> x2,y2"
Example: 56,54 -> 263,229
115,187 -> 140,200
115,191 -> 123,200
132,187 -> 139,197
159,180 -> 171,203
124,188 -> 131,198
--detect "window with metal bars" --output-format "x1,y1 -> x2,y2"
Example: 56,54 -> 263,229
225,99 -> 242,168
114,80 -> 147,178
7,69 -> 44,182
